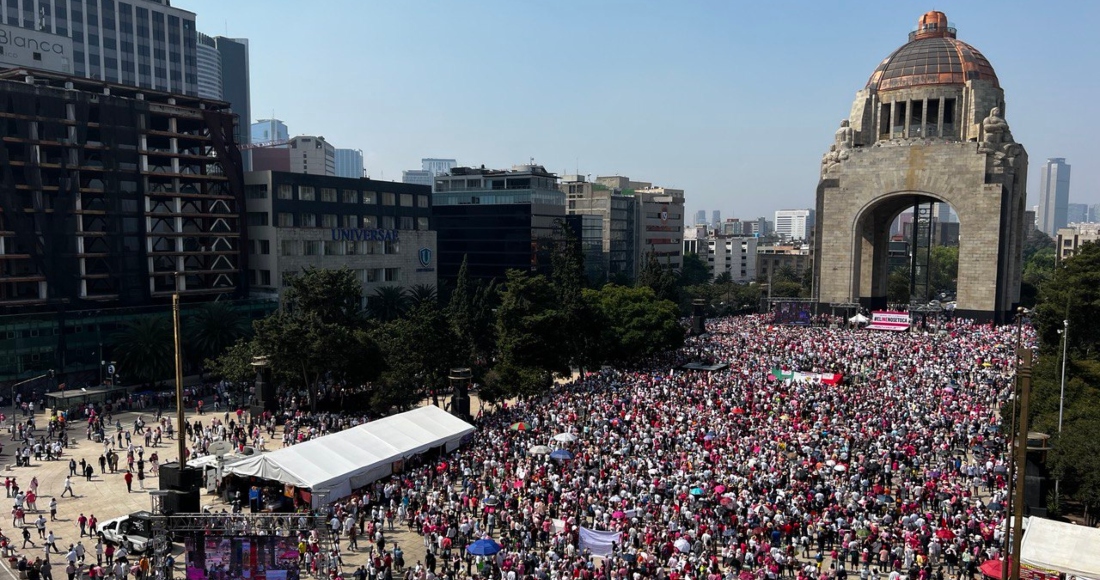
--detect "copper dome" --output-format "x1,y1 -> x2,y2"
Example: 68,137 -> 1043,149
866,11 -> 999,92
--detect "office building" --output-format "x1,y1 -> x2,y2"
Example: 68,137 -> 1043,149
774,209 -> 815,241
1023,210 -> 1037,238
1038,158 -> 1070,236
695,210 -> 707,227
561,175 -> 637,282
1067,203 -> 1088,225
335,148 -> 364,179
0,68 -> 252,380
712,210 -> 721,231
433,165 -> 567,283
402,170 -> 433,187
422,158 -> 456,176
244,171 -> 434,303
1056,224 -> 1100,264
758,243 -> 812,282
195,33 -> 250,166
289,136 -> 335,176
0,22 -> 74,74
684,228 -> 758,283
251,118 -> 289,145
634,186 -> 686,271
0,0 -> 198,95
1089,204 -> 1100,224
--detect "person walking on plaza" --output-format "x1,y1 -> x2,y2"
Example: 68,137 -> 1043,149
48,498 -> 57,521
123,471 -> 132,493
77,514 -> 87,537
67,459 -> 76,478
22,526 -> 34,549
60,476 -> 74,498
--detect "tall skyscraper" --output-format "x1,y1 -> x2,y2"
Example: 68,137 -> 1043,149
1067,203 -> 1088,225
1089,204 -> 1100,224
252,119 -> 289,144
0,0 -> 199,95
196,34 -> 250,165
711,210 -> 721,230
335,148 -> 364,178
694,210 -> 707,226
1038,158 -> 1071,236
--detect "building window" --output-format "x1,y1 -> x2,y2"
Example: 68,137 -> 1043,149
381,216 -> 395,229
417,217 -> 429,230
277,185 -> 293,200
400,193 -> 413,207
300,213 -> 316,227
277,213 -> 294,227
280,240 -> 298,256
343,189 -> 358,204
247,212 -> 269,226
259,240 -> 270,255
260,270 -> 271,285
384,268 -> 399,282
343,215 -> 358,228
363,191 -> 376,204
382,192 -> 396,206
322,214 -> 337,228
366,269 -> 380,283
323,241 -> 341,256
362,215 -> 377,228
384,239 -> 399,255
245,184 -> 268,199
303,241 -> 320,256
418,195 -> 429,208
346,241 -> 358,255
321,188 -> 337,203
400,216 -> 414,230
299,186 -> 315,201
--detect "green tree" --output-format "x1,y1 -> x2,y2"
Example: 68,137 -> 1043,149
110,315 -> 174,386
1048,414 -> 1100,522
678,253 -> 711,287
713,272 -> 733,286
204,337 -> 258,385
446,256 -> 497,372
284,266 -> 363,326
1034,242 -> 1100,356
186,301 -> 250,368
887,267 -> 910,304
551,221 -> 600,372
369,286 -> 410,322
585,284 -> 684,365
492,270 -> 567,399
371,303 -> 461,411
407,284 -> 439,309
637,252 -> 678,302
928,245 -> 958,297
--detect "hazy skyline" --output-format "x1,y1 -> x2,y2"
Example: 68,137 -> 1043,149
176,1 -> 1100,220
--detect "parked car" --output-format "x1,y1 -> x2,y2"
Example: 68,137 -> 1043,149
98,511 -> 156,554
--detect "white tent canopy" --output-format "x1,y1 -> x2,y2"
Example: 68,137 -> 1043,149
1020,517 -> 1100,579
849,313 -> 869,324
225,405 -> 474,507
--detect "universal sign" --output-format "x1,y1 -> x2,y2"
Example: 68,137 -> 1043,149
329,228 -> 399,242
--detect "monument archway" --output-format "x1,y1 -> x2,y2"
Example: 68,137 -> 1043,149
812,11 -> 1027,323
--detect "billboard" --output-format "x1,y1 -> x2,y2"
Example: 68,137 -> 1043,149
866,310 -> 911,331
185,534 -> 301,580
0,24 -> 74,74
773,301 -> 812,325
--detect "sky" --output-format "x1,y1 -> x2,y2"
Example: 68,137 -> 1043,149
175,0 -> 1100,220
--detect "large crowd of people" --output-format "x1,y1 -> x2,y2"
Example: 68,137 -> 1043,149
318,315 -> 1028,580
1,314 -> 1032,580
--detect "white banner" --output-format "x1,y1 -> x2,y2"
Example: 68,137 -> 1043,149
579,526 -> 621,557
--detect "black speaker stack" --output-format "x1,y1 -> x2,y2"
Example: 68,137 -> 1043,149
158,461 -> 202,514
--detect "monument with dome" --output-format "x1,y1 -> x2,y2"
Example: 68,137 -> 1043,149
812,10 -> 1027,323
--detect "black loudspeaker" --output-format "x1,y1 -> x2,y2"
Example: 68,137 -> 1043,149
159,462 -> 181,490
163,489 -> 200,515
159,462 -> 202,493
691,299 -> 706,336
257,380 -> 276,409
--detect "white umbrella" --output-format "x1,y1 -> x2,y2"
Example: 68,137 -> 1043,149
834,464 -> 847,472
553,433 -> 578,443
529,445 -> 552,455
674,538 -> 691,553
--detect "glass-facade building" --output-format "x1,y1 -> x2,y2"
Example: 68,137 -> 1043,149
0,0 -> 198,95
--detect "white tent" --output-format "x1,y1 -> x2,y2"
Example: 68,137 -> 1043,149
849,313 -> 869,324
225,405 -> 475,507
1020,517 -> 1100,579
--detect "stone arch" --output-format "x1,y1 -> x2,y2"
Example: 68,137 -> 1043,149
849,190 -> 960,310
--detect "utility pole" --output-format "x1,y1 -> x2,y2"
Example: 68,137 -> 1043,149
172,273 -> 186,465
1011,345 -> 1033,580
1056,319 -> 1068,504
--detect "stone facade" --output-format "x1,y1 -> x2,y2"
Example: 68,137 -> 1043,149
813,12 -> 1027,322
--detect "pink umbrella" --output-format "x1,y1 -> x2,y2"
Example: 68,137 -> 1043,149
714,485 -> 726,494
612,510 -> 626,519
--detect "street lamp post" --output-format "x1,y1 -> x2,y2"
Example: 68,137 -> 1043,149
10,370 -> 55,430
172,273 -> 186,466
